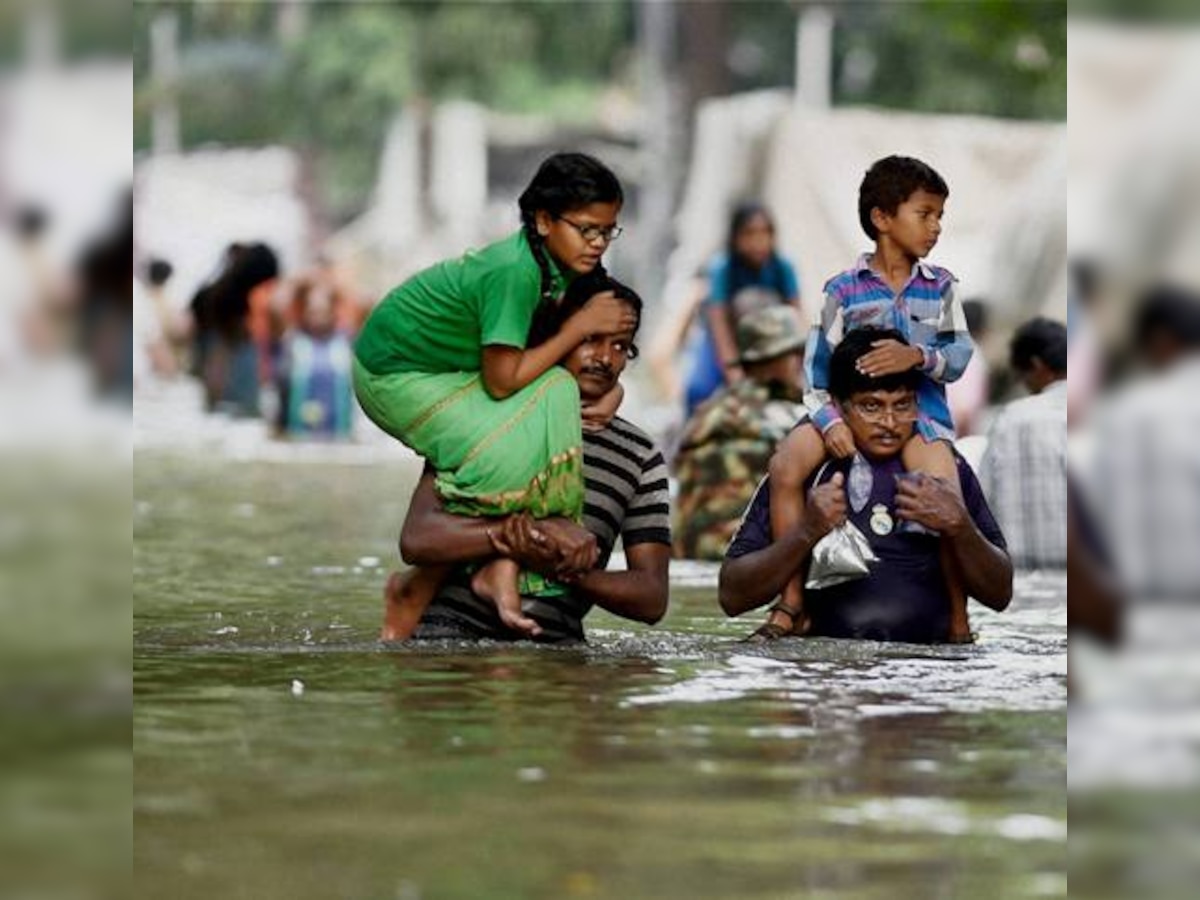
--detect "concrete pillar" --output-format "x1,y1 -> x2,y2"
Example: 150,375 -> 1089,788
150,12 -> 181,156
430,101 -> 487,246
375,112 -> 422,255
795,4 -> 834,109
636,0 -> 681,307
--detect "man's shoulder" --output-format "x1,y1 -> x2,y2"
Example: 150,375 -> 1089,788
589,416 -> 664,468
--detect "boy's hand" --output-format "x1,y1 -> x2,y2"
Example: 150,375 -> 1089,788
822,421 -> 856,458
581,382 -> 623,432
857,340 -> 924,377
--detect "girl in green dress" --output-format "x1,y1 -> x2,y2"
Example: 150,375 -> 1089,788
354,153 -> 633,639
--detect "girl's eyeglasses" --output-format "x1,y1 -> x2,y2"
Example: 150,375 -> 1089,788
556,216 -> 623,244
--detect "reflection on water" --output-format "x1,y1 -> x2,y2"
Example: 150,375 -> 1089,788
135,452 -> 1066,899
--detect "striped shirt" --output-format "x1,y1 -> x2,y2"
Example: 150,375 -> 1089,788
417,416 -> 671,641
803,253 -> 972,441
978,380 -> 1068,568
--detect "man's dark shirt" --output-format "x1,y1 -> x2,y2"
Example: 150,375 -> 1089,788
726,452 -> 1006,643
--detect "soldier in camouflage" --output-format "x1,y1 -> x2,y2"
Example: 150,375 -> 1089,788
672,305 -> 806,559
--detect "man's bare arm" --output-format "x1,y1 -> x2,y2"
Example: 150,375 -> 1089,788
399,471 -> 500,566
570,541 -> 670,625
718,475 -> 847,616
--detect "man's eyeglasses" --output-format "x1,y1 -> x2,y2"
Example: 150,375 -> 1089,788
556,216 -> 623,244
846,399 -> 919,424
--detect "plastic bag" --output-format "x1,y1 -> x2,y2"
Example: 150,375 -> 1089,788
804,521 -> 879,590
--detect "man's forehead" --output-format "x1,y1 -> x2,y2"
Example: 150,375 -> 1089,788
847,387 -> 915,403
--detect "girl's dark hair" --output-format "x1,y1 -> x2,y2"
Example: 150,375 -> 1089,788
829,327 -> 920,401
526,268 -> 642,354
727,202 -> 774,257
858,155 -> 948,240
726,202 -> 788,297
518,152 -> 624,304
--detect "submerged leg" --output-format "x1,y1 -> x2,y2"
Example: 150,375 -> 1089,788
381,566 -> 449,641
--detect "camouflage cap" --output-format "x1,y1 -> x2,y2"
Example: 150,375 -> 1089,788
736,305 -> 806,364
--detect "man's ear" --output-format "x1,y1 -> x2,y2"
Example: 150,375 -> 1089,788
870,206 -> 890,234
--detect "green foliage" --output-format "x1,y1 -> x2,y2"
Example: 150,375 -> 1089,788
835,0 -> 1067,121
133,1 -> 1066,222
282,6 -> 418,218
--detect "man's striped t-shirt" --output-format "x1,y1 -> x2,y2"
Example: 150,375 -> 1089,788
417,415 -> 671,641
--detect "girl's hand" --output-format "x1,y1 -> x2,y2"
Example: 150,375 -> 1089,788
822,421 -> 857,458
569,291 -> 638,339
582,382 -> 624,432
856,339 -> 924,377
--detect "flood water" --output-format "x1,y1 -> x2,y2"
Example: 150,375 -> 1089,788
134,428 -> 1067,899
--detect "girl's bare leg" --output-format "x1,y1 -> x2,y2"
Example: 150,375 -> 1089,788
381,565 -> 450,641
901,437 -> 972,643
471,557 -> 542,637
759,423 -> 828,637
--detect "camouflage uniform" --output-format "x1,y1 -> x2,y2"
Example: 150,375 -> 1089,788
672,306 -> 805,560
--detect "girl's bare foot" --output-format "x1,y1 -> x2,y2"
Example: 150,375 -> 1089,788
381,568 -> 443,641
471,558 -> 541,637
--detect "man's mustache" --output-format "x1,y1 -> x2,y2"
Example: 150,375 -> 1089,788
581,363 -> 614,378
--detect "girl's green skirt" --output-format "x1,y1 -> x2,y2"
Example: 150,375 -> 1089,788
353,360 -> 584,523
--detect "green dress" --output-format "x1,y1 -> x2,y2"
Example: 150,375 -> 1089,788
353,231 -> 584,523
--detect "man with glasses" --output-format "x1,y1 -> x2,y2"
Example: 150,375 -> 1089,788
718,328 -> 1012,643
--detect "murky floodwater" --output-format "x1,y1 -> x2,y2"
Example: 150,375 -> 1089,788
134,438 -> 1066,900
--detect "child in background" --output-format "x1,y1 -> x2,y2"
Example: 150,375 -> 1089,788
354,153 -> 635,640
276,277 -> 356,439
684,203 -> 802,415
758,155 -> 974,643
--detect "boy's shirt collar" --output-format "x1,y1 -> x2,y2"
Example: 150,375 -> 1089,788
854,252 -> 936,283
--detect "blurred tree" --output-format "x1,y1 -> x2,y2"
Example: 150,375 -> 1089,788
832,0 -> 1067,120
133,1 -> 1067,223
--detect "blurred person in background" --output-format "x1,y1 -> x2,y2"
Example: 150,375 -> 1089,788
1088,285 -> 1200,598
189,242 -> 281,417
978,317 -> 1068,569
682,203 -> 802,416
1067,259 -> 1103,426
274,275 -> 358,440
9,206 -> 74,360
76,191 -> 133,402
140,258 -> 190,372
672,305 -> 805,560
947,298 -> 991,436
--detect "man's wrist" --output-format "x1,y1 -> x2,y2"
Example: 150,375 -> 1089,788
913,347 -> 928,369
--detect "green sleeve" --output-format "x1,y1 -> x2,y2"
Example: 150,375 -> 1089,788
475,261 -> 542,349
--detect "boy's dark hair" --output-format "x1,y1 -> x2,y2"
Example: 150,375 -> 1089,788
858,155 -> 949,240
146,258 -> 174,287
828,328 -> 920,401
1133,284 -> 1200,352
1010,316 -> 1068,374
526,269 -> 642,355
518,152 -> 624,305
